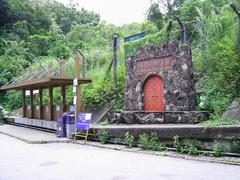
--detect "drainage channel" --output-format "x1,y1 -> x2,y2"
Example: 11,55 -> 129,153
165,147 -> 240,158
86,137 -> 240,158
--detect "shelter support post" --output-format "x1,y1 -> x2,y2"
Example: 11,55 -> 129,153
30,89 -> 34,118
39,88 -> 43,119
49,87 -> 54,120
22,90 -> 26,117
75,53 -> 83,115
61,85 -> 66,113
60,58 -> 67,113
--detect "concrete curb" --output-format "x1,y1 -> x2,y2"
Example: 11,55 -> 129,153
1,129 -> 239,166
0,130 -> 72,144
72,141 -> 240,166
0,131 -> 30,143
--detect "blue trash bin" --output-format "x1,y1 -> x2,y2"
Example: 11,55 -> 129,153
66,113 -> 75,139
57,114 -> 67,137
57,111 -> 74,137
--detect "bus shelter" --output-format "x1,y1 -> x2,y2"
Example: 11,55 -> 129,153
0,53 -> 91,122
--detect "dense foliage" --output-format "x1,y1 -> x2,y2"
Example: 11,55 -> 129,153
0,0 -> 144,110
127,0 -> 240,119
0,0 -> 239,121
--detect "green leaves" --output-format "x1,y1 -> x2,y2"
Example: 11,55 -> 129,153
212,140 -> 224,157
200,36 -> 240,116
138,133 -> 165,151
124,27 -> 170,57
81,65 -> 125,110
97,129 -> 110,144
49,44 -> 71,59
125,132 -> 135,148
147,2 -> 163,30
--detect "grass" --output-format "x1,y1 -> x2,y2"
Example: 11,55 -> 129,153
201,117 -> 240,127
97,119 -> 110,126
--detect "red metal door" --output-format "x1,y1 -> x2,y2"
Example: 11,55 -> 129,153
144,75 -> 164,111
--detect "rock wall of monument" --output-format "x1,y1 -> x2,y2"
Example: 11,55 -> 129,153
124,41 -> 196,111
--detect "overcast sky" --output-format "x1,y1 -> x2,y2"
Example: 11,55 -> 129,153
57,0 -> 152,25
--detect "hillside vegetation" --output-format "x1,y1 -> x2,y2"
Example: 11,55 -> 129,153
0,0 -> 239,121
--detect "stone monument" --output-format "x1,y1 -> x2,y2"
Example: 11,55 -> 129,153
124,41 -> 195,111
108,41 -> 209,124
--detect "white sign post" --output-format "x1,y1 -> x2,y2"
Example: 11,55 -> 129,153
73,78 -> 78,86
73,78 -> 78,129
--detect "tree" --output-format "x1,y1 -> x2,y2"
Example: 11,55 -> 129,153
51,3 -> 100,34
28,34 -> 50,57
0,0 -> 11,27
147,2 -> 163,31
147,0 -> 185,30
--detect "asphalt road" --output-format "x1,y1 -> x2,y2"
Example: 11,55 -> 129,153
0,134 -> 239,180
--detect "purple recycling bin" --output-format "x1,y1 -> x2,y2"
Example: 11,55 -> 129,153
66,113 -> 74,124
57,114 -> 67,137
57,111 -> 74,137
66,113 -> 75,139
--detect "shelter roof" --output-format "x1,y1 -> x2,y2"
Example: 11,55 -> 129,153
0,77 -> 92,90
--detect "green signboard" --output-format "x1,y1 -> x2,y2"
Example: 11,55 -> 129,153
124,32 -> 145,43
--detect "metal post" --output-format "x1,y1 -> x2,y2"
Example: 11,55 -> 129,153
113,35 -> 118,87
77,50 -> 86,78
166,19 -> 173,41
176,16 -> 186,44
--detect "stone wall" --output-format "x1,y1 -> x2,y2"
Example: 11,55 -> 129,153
124,41 -> 196,111
94,124 -> 240,151
108,111 -> 209,124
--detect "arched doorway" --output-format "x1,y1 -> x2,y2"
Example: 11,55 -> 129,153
143,75 -> 164,112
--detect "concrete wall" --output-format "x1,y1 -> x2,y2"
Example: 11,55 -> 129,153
94,124 -> 240,151
12,117 -> 57,130
25,105 -> 75,120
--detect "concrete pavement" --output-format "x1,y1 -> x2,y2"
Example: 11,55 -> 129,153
0,124 -> 70,143
0,133 -> 240,180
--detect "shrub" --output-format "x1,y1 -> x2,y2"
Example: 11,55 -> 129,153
173,135 -> 183,153
173,136 -> 202,155
199,37 -> 240,116
0,106 -> 3,124
201,116 -> 240,127
82,64 -> 125,110
97,129 -> 110,144
98,119 -> 110,126
212,140 -> 224,157
124,26 -> 171,57
186,139 -> 201,156
0,106 -> 9,124
138,133 -> 165,151
231,140 -> 240,153
148,132 -> 165,151
125,132 -> 135,148
138,133 -> 149,150
113,137 -> 122,144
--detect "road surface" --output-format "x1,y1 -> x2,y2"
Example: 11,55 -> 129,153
0,134 -> 239,180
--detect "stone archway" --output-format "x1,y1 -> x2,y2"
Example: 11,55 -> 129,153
143,75 -> 164,112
